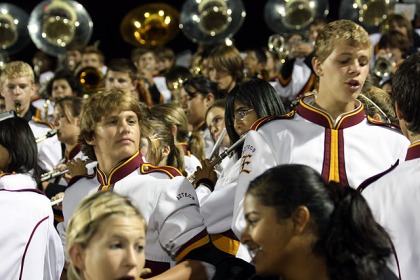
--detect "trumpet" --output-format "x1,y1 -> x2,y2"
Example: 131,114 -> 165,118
35,129 -> 57,143
373,56 -> 395,79
188,133 -> 247,183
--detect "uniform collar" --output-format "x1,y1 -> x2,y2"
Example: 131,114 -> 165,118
405,142 -> 420,161
297,96 -> 366,129
96,150 -> 144,186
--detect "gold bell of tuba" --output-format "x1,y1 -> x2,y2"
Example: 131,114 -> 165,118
264,0 -> 329,35
75,66 -> 104,97
27,0 -> 93,57
180,0 -> 246,44
120,3 -> 180,47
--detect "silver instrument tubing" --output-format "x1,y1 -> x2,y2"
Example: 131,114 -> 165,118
35,129 -> 57,143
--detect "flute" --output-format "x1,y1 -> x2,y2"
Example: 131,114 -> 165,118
35,129 -> 57,143
51,196 -> 64,206
188,133 -> 247,183
41,159 -> 92,182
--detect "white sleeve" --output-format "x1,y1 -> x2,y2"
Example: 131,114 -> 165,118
154,176 -> 208,261
231,130 -> 278,239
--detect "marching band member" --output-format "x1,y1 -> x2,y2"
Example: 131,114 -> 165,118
149,103 -> 202,177
0,112 -> 64,279
361,53 -> 420,279
180,76 -> 225,159
140,119 -> 186,175
0,61 -> 62,172
66,191 -> 147,280
193,79 -> 286,259
232,20 -> 410,241
58,88 -> 250,279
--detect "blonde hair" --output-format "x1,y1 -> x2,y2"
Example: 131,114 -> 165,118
79,88 -> 143,160
66,191 -> 146,280
0,61 -> 34,84
142,119 -> 186,174
150,103 -> 190,142
314,20 -> 372,62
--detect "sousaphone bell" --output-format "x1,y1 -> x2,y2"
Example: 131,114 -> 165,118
179,0 -> 246,44
27,0 -> 93,57
264,0 -> 329,35
0,3 -> 30,55
120,3 -> 180,47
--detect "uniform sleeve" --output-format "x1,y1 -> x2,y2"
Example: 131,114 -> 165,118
231,130 -> 278,239
153,176 -> 210,262
43,208 -> 65,280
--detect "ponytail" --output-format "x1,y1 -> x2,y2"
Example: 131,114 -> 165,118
188,131 -> 206,162
322,182 -> 393,280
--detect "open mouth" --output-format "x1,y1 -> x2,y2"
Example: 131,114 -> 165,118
347,80 -> 360,90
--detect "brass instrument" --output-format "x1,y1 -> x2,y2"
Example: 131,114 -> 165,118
120,3 -> 180,47
0,3 -> 30,56
43,99 -> 51,121
28,0 -> 93,57
188,133 -> 246,183
180,0 -> 246,44
35,129 -> 57,143
268,34 -> 290,64
14,101 -> 21,116
373,56 -> 394,78
76,66 -> 104,97
339,0 -> 393,30
264,0 -> 329,34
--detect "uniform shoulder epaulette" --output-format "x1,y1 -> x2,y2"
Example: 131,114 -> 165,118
33,116 -> 54,129
366,116 -> 403,133
140,163 -> 183,178
68,171 -> 96,188
251,111 -> 295,131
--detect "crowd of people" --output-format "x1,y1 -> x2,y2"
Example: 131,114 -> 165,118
0,9 -> 419,280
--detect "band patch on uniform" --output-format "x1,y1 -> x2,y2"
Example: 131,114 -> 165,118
240,154 -> 252,174
176,192 -> 195,201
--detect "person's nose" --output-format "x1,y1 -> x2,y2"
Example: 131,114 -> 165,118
124,247 -> 137,267
349,59 -> 361,75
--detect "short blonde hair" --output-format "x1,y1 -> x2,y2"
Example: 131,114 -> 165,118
314,20 -> 372,62
0,61 -> 34,84
66,191 -> 146,280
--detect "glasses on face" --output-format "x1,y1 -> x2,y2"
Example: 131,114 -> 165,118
233,109 -> 254,121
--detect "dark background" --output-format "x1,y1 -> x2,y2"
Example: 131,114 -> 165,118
9,0 -> 346,63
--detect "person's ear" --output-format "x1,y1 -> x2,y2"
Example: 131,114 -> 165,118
291,205 -> 311,235
162,145 -> 170,158
170,124 -> 178,137
312,57 -> 323,77
205,93 -> 215,107
68,244 -> 86,271
395,103 -> 404,121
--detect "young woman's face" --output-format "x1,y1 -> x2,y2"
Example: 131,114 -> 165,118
0,144 -> 10,171
81,215 -> 146,280
314,41 -> 370,105
242,194 -> 295,276
52,79 -> 74,100
233,100 -> 258,137
206,106 -> 230,148
53,106 -> 79,145
88,110 -> 140,169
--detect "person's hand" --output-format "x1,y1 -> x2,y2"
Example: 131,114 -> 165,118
51,192 -> 64,210
67,158 -> 88,179
192,159 -> 218,191
293,42 -> 313,58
